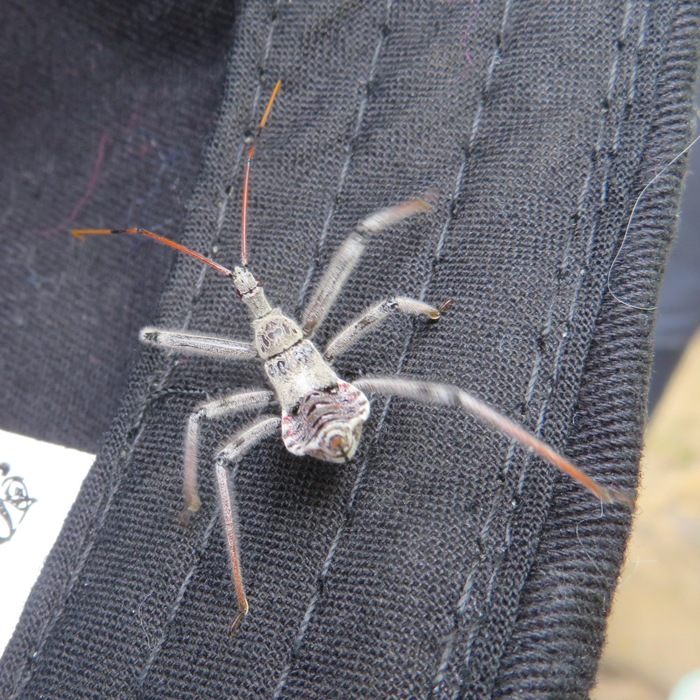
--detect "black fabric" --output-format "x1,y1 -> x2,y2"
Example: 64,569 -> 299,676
2,2 -> 698,699
0,0 -> 240,453
648,109 -> 700,412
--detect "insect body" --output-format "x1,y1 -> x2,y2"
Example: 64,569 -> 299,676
73,81 -> 633,635
227,265 -> 371,463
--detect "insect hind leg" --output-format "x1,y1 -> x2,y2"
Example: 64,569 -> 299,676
353,375 -> 634,506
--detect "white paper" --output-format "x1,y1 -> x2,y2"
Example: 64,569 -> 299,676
0,429 -> 94,656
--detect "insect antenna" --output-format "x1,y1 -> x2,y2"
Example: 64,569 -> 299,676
240,79 -> 282,268
71,81 -> 283,276
71,228 -> 235,278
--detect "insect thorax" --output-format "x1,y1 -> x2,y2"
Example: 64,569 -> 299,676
252,311 -> 303,359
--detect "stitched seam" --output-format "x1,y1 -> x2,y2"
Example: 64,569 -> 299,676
427,0 -> 517,690
10,399 -> 154,699
429,0 -> 640,696
11,300 -> 205,698
130,6 -> 284,690
277,0 -> 516,690
135,473 -> 231,685
294,22 -> 390,312
456,8 -> 641,696
10,7 -> 283,699
272,3 -> 395,697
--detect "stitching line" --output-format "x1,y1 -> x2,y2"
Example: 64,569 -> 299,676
10,406 -> 151,698
430,0 -> 641,696
135,471 -> 232,683
456,1 -> 641,692
132,5 -> 284,688
427,0 -> 517,690
294,17 -> 390,313
272,2 -> 397,697
11,7 -> 283,698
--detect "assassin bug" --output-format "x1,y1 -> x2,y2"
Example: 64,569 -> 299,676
73,80 -> 634,635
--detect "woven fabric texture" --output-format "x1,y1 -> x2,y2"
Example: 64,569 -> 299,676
2,1 -> 698,698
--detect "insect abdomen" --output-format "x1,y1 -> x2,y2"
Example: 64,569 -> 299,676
281,380 -> 370,462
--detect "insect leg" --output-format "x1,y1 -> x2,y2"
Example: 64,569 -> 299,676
140,327 -> 257,360
323,297 -> 445,362
215,414 -> 281,635
301,196 -> 435,338
353,376 -> 634,506
181,389 -> 275,523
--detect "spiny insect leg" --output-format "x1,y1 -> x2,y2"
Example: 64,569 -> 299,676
301,196 -> 435,338
140,327 -> 257,360
353,376 -> 634,506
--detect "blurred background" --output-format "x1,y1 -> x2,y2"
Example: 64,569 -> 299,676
593,94 -> 700,699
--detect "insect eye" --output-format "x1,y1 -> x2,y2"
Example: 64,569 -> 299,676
290,404 -> 300,416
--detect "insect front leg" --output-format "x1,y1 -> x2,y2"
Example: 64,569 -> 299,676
353,376 -> 635,506
324,297 -> 450,362
301,197 -> 434,338
215,414 -> 281,635
181,389 -> 274,524
140,327 -> 257,360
